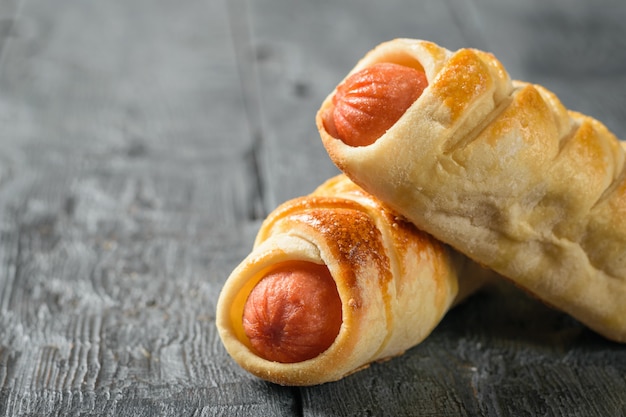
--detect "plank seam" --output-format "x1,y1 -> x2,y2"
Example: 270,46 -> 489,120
225,0 -> 268,220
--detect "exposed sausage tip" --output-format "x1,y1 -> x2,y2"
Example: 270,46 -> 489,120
325,62 -> 428,147
242,262 -> 342,363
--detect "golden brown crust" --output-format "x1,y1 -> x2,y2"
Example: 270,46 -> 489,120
316,38 -> 626,342
216,174 -> 492,385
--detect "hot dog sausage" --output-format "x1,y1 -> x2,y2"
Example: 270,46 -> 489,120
324,62 -> 428,147
242,262 -> 342,363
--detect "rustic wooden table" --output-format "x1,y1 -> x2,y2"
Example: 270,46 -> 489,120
1,0 -> 625,415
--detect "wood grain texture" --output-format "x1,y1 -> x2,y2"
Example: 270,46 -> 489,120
300,282 -> 626,416
0,0 -> 295,415
0,0 -> 625,415
473,0 -> 626,139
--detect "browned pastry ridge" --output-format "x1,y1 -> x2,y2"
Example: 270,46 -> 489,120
216,174 -> 494,386
317,38 -> 626,343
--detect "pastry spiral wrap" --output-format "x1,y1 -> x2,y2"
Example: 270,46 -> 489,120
216,174 -> 492,385
317,38 -> 626,342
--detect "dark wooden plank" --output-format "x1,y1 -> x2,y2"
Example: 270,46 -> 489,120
0,0 -> 254,156
0,1 -> 21,69
474,0 -> 626,138
300,282 -> 626,416
0,0 -> 296,415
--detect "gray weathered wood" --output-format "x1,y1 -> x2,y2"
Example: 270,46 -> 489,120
474,0 -> 626,138
298,282 -> 626,416
0,0 -> 295,415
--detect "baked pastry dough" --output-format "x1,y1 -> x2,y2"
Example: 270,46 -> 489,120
317,38 -> 626,342
216,174 -> 493,385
